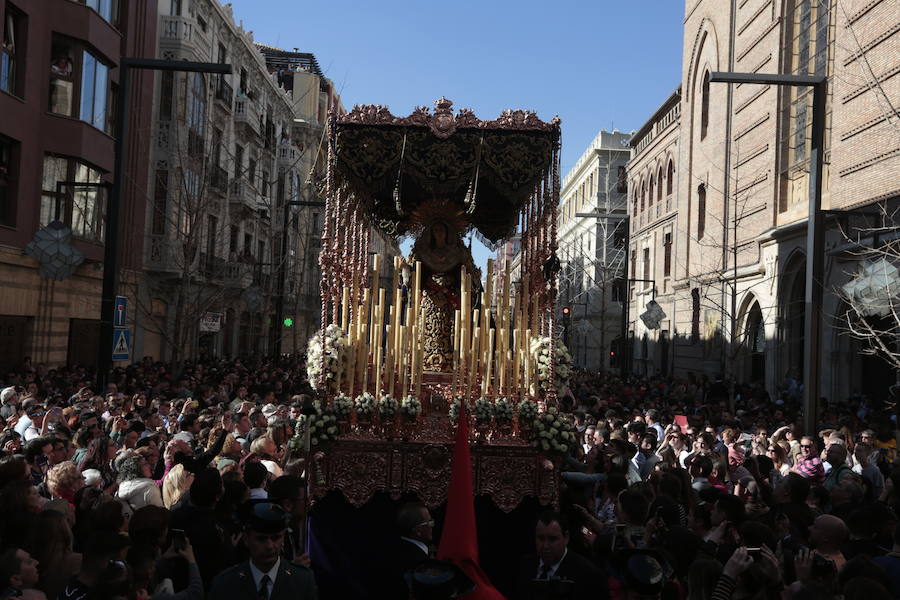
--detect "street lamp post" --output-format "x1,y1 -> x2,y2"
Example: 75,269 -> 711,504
709,72 -> 826,435
272,199 -> 325,357
97,59 -> 232,391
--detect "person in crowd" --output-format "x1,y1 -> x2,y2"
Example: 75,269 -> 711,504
161,462 -> 193,509
208,502 -> 317,599
116,453 -> 164,510
515,510 -> 604,600
0,547 -> 41,600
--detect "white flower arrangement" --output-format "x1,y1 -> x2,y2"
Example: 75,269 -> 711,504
529,336 -> 573,396
531,406 -> 577,455
473,397 -> 493,423
449,396 -> 471,422
332,394 -> 353,420
517,399 -> 538,424
354,392 -> 376,419
400,396 -> 422,420
493,398 -> 514,423
306,324 -> 349,388
289,404 -> 338,450
378,395 -> 398,418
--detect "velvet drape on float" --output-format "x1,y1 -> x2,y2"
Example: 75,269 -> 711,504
438,403 -> 507,600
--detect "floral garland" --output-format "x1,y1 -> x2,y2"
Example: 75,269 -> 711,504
529,336 -> 573,396
378,395 -> 398,419
332,394 -> 352,420
473,397 -> 493,423
354,392 -> 376,419
306,324 -> 348,388
288,403 -> 338,450
517,399 -> 538,423
400,396 -> 422,421
493,398 -> 514,424
531,406 -> 577,454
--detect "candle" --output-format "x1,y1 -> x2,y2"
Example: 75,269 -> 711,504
483,329 -> 495,397
469,325 -> 480,399
341,286 -> 350,332
386,324 -> 394,398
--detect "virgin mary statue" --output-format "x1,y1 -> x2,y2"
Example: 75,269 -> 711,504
408,200 -> 481,372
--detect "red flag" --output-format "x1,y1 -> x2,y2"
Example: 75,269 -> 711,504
438,403 -> 507,600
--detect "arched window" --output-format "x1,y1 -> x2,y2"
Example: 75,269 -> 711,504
697,184 -> 707,239
700,70 -> 710,140
657,167 -> 663,203
780,0 -> 833,213
640,181 -> 646,212
632,184 -> 638,215
666,160 -> 674,196
648,175 -> 655,207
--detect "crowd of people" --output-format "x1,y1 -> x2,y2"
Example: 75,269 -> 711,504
540,370 -> 900,600
0,354 -> 898,600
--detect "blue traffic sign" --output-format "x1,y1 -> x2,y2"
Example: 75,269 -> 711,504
114,296 -> 128,328
112,329 -> 131,361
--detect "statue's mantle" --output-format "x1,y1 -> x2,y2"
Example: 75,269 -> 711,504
308,416 -> 559,512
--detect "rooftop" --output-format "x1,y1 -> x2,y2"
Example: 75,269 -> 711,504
254,43 -> 324,77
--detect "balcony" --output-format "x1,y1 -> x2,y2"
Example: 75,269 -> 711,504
159,16 -> 210,58
225,261 -> 253,288
214,78 -> 233,110
277,140 -> 300,169
234,98 -> 261,138
229,178 -> 253,209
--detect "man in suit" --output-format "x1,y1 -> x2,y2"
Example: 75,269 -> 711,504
515,510 -> 606,600
209,502 -> 317,599
386,501 -> 435,599
396,501 -> 434,572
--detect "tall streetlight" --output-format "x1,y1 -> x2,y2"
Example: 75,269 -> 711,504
709,72 -> 826,435
97,59 -> 232,391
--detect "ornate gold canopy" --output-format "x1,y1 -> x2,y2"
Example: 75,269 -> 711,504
333,98 -> 561,245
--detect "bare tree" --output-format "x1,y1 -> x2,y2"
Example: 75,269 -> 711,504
835,203 -> 900,376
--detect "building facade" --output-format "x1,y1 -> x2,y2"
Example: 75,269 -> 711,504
626,0 -> 899,402
0,0 -> 157,370
136,0 -> 314,363
626,90 -> 681,377
558,130 -> 632,371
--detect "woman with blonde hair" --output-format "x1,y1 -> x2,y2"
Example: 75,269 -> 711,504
161,463 -> 193,509
46,460 -> 84,507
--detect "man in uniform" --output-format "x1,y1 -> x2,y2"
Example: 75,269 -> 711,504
209,502 -> 317,599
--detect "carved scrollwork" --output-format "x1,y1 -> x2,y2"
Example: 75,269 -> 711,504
338,99 -> 559,135
308,429 -> 558,512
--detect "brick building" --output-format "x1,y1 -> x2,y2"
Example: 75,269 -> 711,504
0,0 -> 157,370
626,0 -> 899,402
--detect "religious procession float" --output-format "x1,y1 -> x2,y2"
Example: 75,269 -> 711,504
298,98 -> 572,513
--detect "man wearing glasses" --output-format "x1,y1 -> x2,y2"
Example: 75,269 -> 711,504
791,436 -> 824,484
395,502 -> 435,583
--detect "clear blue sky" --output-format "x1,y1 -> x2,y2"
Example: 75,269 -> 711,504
228,0 -> 685,264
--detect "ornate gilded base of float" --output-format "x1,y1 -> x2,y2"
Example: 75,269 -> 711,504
308,414 -> 559,512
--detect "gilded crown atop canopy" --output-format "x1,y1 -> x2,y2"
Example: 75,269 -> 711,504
434,97 -> 453,112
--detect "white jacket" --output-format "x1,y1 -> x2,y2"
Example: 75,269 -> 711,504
117,477 -> 164,510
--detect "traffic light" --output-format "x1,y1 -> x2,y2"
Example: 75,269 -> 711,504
283,317 -> 294,327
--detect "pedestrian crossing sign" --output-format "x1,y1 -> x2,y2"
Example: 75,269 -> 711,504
112,329 -> 131,361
